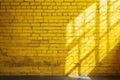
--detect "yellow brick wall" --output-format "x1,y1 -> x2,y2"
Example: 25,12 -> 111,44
0,0 -> 120,76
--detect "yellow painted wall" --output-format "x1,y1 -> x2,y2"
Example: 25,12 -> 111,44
0,0 -> 120,76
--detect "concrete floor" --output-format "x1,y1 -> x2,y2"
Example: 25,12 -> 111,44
0,76 -> 120,80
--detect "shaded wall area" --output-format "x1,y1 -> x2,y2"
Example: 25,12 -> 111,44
0,0 -> 94,76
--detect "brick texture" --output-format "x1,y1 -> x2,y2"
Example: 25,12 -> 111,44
0,0 -> 120,76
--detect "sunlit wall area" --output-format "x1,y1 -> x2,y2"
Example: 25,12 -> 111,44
65,2 -> 97,76
108,0 -> 120,50
65,0 -> 120,76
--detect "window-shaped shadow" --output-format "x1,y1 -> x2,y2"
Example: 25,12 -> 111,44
65,0 -> 120,76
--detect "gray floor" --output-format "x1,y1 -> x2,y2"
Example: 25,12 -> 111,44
0,76 -> 120,80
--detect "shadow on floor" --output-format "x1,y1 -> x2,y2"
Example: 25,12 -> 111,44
0,76 -> 120,80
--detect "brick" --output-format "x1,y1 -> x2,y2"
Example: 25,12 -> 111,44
0,0 -> 120,77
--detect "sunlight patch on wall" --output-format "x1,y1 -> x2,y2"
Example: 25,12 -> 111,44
65,3 -> 97,76
65,0 -> 120,76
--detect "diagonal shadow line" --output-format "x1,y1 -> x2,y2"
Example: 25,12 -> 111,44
65,2 -> 98,47
66,26 -> 95,51
65,20 -> 120,76
99,20 -> 120,39
65,0 -> 120,75
109,0 -> 119,6
65,47 -> 96,76
89,40 -> 120,76
66,2 -> 119,75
